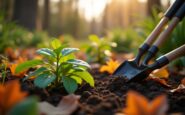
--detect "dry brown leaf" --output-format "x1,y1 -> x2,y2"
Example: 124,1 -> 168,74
39,94 -> 80,115
5,47 -> 18,60
170,84 -> 185,93
99,59 -> 120,74
170,78 -> 185,93
151,67 -> 169,79
0,80 -> 27,114
123,91 -> 168,115
147,77 -> 171,88
181,78 -> 185,85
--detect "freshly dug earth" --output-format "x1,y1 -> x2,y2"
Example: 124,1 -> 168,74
20,68 -> 185,115
74,75 -> 185,115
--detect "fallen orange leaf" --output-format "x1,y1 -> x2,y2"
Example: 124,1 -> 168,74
0,80 -> 27,114
151,67 -> 169,79
99,59 -> 120,74
9,57 -> 27,78
123,91 -> 168,115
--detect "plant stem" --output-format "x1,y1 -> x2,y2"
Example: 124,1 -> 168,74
55,55 -> 60,85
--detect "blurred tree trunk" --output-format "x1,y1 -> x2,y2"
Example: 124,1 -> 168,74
58,0 -> 63,34
147,0 -> 161,16
0,0 -> 14,21
43,0 -> 50,31
72,0 -> 80,38
13,0 -> 38,30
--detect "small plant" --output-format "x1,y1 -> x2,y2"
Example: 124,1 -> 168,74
0,55 -> 8,84
16,39 -> 94,94
83,35 -> 117,64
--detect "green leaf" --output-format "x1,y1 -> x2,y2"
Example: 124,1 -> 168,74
34,73 -> 56,88
70,76 -> 82,84
8,97 -> 39,115
62,76 -> 78,94
59,63 -> 73,74
67,59 -> 90,68
51,39 -> 61,49
73,71 -> 94,87
36,48 -> 56,58
15,60 -> 43,74
62,48 -> 79,56
89,35 -> 100,44
60,54 -> 75,63
53,46 -> 65,55
73,66 -> 86,71
23,67 -> 48,81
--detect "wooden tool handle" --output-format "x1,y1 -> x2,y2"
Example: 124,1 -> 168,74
142,3 -> 185,65
153,17 -> 179,47
144,0 -> 184,45
153,2 -> 185,48
134,1 -> 184,65
165,44 -> 185,61
144,18 -> 169,45
150,44 -> 185,70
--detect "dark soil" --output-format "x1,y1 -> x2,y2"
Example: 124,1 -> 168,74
3,68 -> 185,115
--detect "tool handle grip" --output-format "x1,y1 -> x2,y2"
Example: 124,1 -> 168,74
175,2 -> 185,20
142,3 -> 185,65
153,2 -> 185,47
150,44 -> 185,70
164,0 -> 184,19
144,0 -> 184,46
165,44 -> 185,61
134,1 -> 185,65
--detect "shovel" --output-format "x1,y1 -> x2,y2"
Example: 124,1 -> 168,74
113,0 -> 185,81
130,44 -> 185,82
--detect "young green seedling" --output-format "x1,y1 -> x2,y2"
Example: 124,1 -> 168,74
84,35 -> 116,64
16,39 -> 94,94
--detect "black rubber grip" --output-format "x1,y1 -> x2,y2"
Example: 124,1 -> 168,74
150,56 -> 169,70
134,43 -> 150,65
175,2 -> 185,20
139,43 -> 150,51
164,0 -> 184,19
142,45 -> 159,65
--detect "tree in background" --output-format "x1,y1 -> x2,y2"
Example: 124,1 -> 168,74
13,0 -> 38,30
42,0 -> 50,31
147,0 -> 161,16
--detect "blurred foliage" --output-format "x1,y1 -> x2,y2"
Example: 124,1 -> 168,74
82,35 -> 117,64
137,9 -> 185,66
0,12 -> 51,53
108,28 -> 145,53
162,19 -> 185,67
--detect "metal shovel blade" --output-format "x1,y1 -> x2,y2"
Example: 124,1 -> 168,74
113,60 -> 146,80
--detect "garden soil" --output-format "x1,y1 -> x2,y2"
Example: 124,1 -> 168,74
20,69 -> 185,115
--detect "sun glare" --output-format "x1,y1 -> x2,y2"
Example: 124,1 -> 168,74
78,0 -> 111,21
